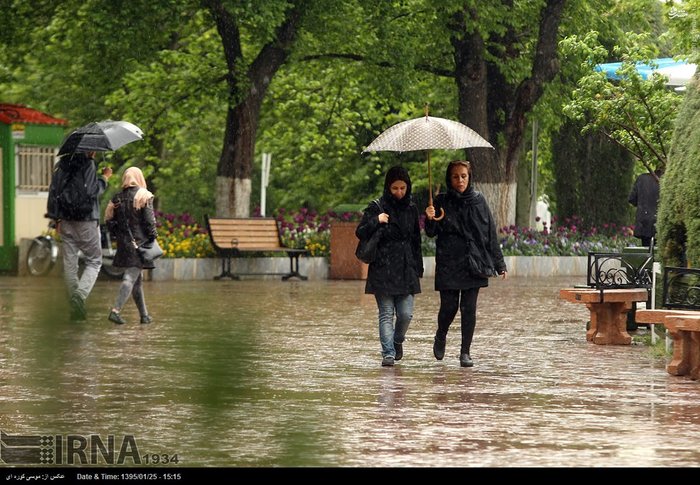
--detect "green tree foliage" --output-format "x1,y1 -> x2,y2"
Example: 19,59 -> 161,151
529,0 -> 671,223
0,0 -> 688,230
561,32 -> 682,176
664,0 -> 700,62
2,0 -> 191,124
657,79 -> 700,266
552,120 -> 634,228
104,11 -> 226,221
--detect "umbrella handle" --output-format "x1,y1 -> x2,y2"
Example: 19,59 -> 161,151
427,152 -> 445,221
428,186 -> 445,221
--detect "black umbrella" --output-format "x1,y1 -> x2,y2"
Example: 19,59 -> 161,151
58,120 -> 144,155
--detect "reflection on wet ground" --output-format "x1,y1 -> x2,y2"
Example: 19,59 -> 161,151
1,275 -> 699,467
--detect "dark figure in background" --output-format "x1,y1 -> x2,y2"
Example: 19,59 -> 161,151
425,160 -> 507,368
46,151 -> 112,321
104,167 -> 158,325
356,166 -> 423,367
629,168 -> 663,247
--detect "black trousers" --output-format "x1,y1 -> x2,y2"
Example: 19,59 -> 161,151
436,288 -> 480,353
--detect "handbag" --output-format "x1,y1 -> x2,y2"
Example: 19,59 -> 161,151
136,238 -> 164,263
119,195 -> 164,264
355,199 -> 383,264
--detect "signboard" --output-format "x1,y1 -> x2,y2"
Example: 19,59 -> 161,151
11,123 -> 25,140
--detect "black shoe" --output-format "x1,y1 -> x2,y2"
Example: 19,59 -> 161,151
70,294 -> 86,321
140,315 -> 153,324
381,356 -> 395,367
108,310 -> 126,325
394,342 -> 403,361
460,352 -> 474,367
70,310 -> 86,322
433,337 -> 446,361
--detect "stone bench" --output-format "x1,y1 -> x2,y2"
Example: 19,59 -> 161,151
559,287 -> 649,345
634,266 -> 700,324
663,314 -> 700,380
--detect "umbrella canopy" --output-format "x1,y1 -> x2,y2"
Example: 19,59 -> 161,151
58,120 -> 144,155
363,112 -> 493,220
363,115 -> 493,153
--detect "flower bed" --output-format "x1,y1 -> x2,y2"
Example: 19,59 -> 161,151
156,210 -> 638,259
155,212 -> 216,259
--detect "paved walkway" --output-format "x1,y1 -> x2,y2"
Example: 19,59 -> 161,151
0,275 -> 698,467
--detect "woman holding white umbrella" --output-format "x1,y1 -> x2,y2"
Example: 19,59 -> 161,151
425,160 -> 507,367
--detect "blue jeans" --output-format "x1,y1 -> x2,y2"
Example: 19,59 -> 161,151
375,294 -> 414,358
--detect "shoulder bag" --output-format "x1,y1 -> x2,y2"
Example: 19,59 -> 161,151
355,199 -> 384,264
119,195 -> 164,264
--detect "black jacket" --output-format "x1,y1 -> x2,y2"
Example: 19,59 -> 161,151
629,172 -> 660,239
107,187 -> 158,269
46,153 -> 107,222
425,186 -> 506,291
356,194 -> 423,296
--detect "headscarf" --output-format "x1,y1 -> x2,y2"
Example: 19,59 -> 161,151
382,165 -> 412,208
104,167 -> 154,221
445,160 -> 478,204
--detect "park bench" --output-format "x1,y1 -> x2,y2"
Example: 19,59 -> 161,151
205,216 -> 308,281
559,287 -> 649,345
559,242 -> 656,344
583,241 -> 655,305
635,266 -> 700,325
635,266 -> 700,379
662,313 -> 700,380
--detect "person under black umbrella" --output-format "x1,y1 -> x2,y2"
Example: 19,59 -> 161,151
46,151 -> 113,321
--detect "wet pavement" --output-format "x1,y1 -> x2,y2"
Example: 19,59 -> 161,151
0,274 -> 699,467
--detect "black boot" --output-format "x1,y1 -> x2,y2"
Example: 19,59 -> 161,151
433,336 -> 446,361
460,352 -> 474,367
394,342 -> 403,361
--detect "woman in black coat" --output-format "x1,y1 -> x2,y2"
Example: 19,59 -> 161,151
104,167 -> 158,325
425,160 -> 507,367
356,166 -> 423,367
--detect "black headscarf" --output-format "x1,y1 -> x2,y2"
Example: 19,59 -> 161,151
445,160 -> 479,204
382,165 -> 412,208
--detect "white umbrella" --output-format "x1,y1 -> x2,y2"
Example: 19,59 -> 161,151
363,108 -> 493,219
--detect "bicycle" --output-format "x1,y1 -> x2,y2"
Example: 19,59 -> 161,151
26,222 -> 125,279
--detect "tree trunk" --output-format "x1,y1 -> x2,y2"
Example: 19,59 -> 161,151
215,101 -> 257,217
207,0 -> 302,217
450,0 -> 566,230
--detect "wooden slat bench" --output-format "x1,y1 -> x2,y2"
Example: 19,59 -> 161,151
559,287 -> 650,344
205,216 -> 308,281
